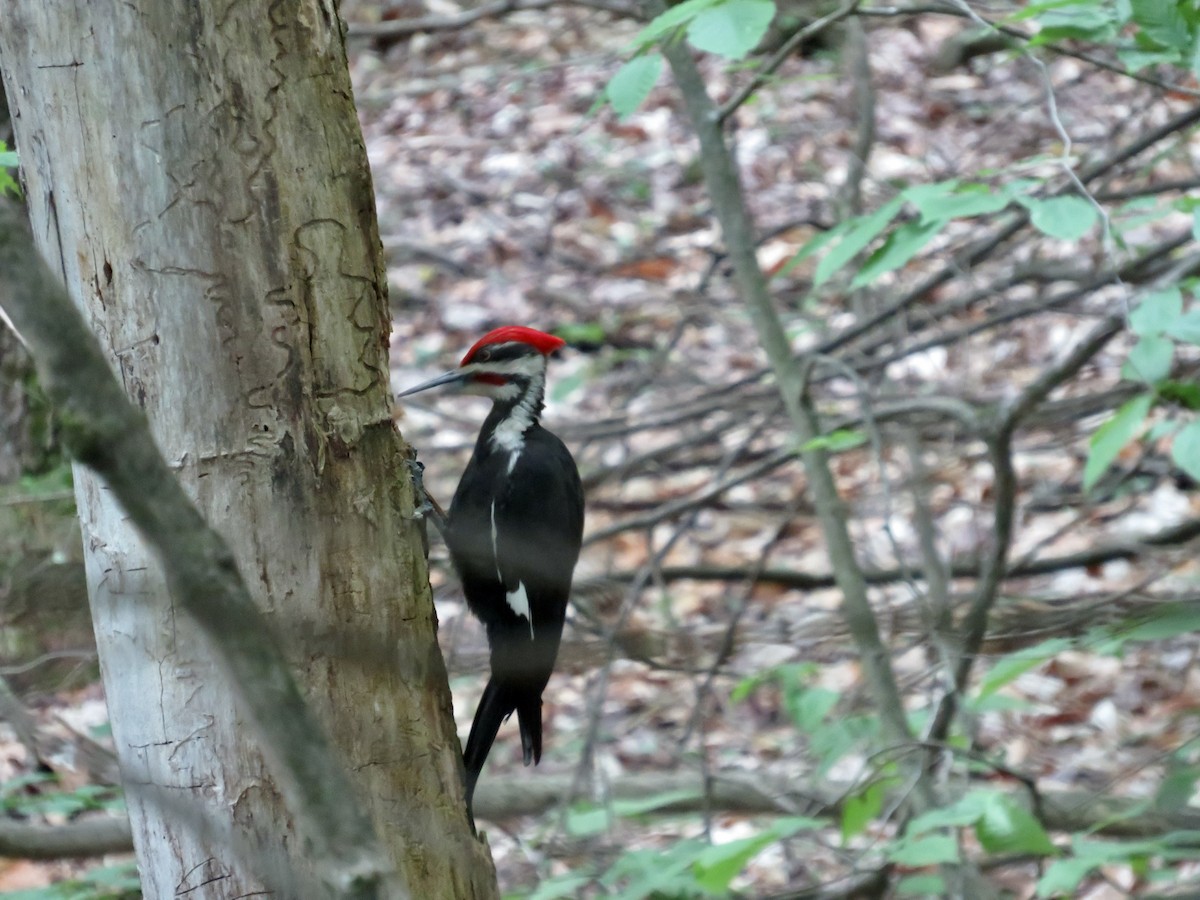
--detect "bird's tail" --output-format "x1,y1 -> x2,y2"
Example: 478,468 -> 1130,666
463,677 -> 544,809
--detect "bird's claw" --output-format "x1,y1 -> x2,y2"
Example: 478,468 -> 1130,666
405,454 -> 447,538
407,458 -> 434,519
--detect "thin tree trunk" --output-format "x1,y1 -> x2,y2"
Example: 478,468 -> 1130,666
0,2 -> 497,896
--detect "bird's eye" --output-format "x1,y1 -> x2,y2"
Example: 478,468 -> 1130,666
476,347 -> 492,362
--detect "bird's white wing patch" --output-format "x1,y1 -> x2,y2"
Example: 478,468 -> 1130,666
507,581 -> 534,639
492,499 -> 533,638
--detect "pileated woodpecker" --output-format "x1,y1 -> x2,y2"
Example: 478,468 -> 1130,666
399,326 -> 584,813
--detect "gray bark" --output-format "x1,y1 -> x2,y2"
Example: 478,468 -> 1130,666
0,1 -> 497,896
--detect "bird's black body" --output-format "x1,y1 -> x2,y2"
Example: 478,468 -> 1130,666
399,326 -> 584,815
448,411 -> 583,806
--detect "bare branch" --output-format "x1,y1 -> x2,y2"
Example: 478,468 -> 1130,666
347,0 -> 639,43
472,771 -> 1200,840
0,817 -> 133,860
717,1 -> 861,123
606,515 -> 1200,589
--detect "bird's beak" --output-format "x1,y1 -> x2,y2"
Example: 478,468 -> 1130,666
397,369 -> 467,398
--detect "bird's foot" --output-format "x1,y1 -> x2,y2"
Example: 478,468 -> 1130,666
405,455 -> 447,537
407,458 -> 433,518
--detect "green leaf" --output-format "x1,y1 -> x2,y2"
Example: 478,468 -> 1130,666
1159,380 -> 1200,410
565,787 -> 704,836
786,685 -> 838,733
605,55 -> 663,120
1083,394 -> 1153,490
1172,420 -> 1200,482
1020,194 -> 1098,240
0,150 -> 17,168
1129,287 -> 1183,336
800,428 -> 868,452
1007,0 -> 1105,23
610,788 -> 705,818
632,0 -> 723,46
687,0 -> 776,60
1123,335 -> 1174,383
1031,6 -> 1119,42
896,874 -> 947,895
852,218 -> 944,287
1037,858 -> 1102,897
977,795 -> 1057,855
776,223 -> 846,279
550,369 -> 587,402
566,805 -> 609,837
603,840 -> 709,899
555,322 -> 608,345
905,181 -> 1009,220
692,817 -> 820,891
692,835 -> 773,892
841,779 -> 889,842
1166,309 -> 1200,344
977,638 -> 1072,700
810,714 -> 878,775
730,671 -> 767,703
906,791 -> 993,834
1118,45 -> 1184,70
1155,765 -> 1200,812
525,873 -> 594,900
814,196 -> 905,286
1002,177 -> 1042,200
1130,0 -> 1191,48
889,833 -> 960,866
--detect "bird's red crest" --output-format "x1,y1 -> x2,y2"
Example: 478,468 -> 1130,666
461,326 -> 566,365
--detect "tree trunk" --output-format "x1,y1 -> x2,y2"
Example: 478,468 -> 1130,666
0,2 -> 497,897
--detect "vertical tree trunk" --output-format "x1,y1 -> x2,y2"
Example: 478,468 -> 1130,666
0,2 -> 497,896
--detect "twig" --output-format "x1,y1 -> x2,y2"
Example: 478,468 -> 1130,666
347,0 -> 640,43
0,649 -> 96,677
857,3 -> 1200,97
0,489 -> 75,506
717,0 -> 861,123
834,15 -> 874,220
606,515 -> 1200,589
582,444 -> 795,545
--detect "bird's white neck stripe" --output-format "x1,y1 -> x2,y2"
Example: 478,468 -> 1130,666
488,369 -> 543,468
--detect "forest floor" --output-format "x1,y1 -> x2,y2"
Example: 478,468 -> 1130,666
355,6 -> 1200,897
3,3 -> 1200,898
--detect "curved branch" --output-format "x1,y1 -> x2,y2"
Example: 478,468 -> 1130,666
0,817 -> 133,860
347,0 -> 639,44
472,771 -> 1200,840
605,515 -> 1200,589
